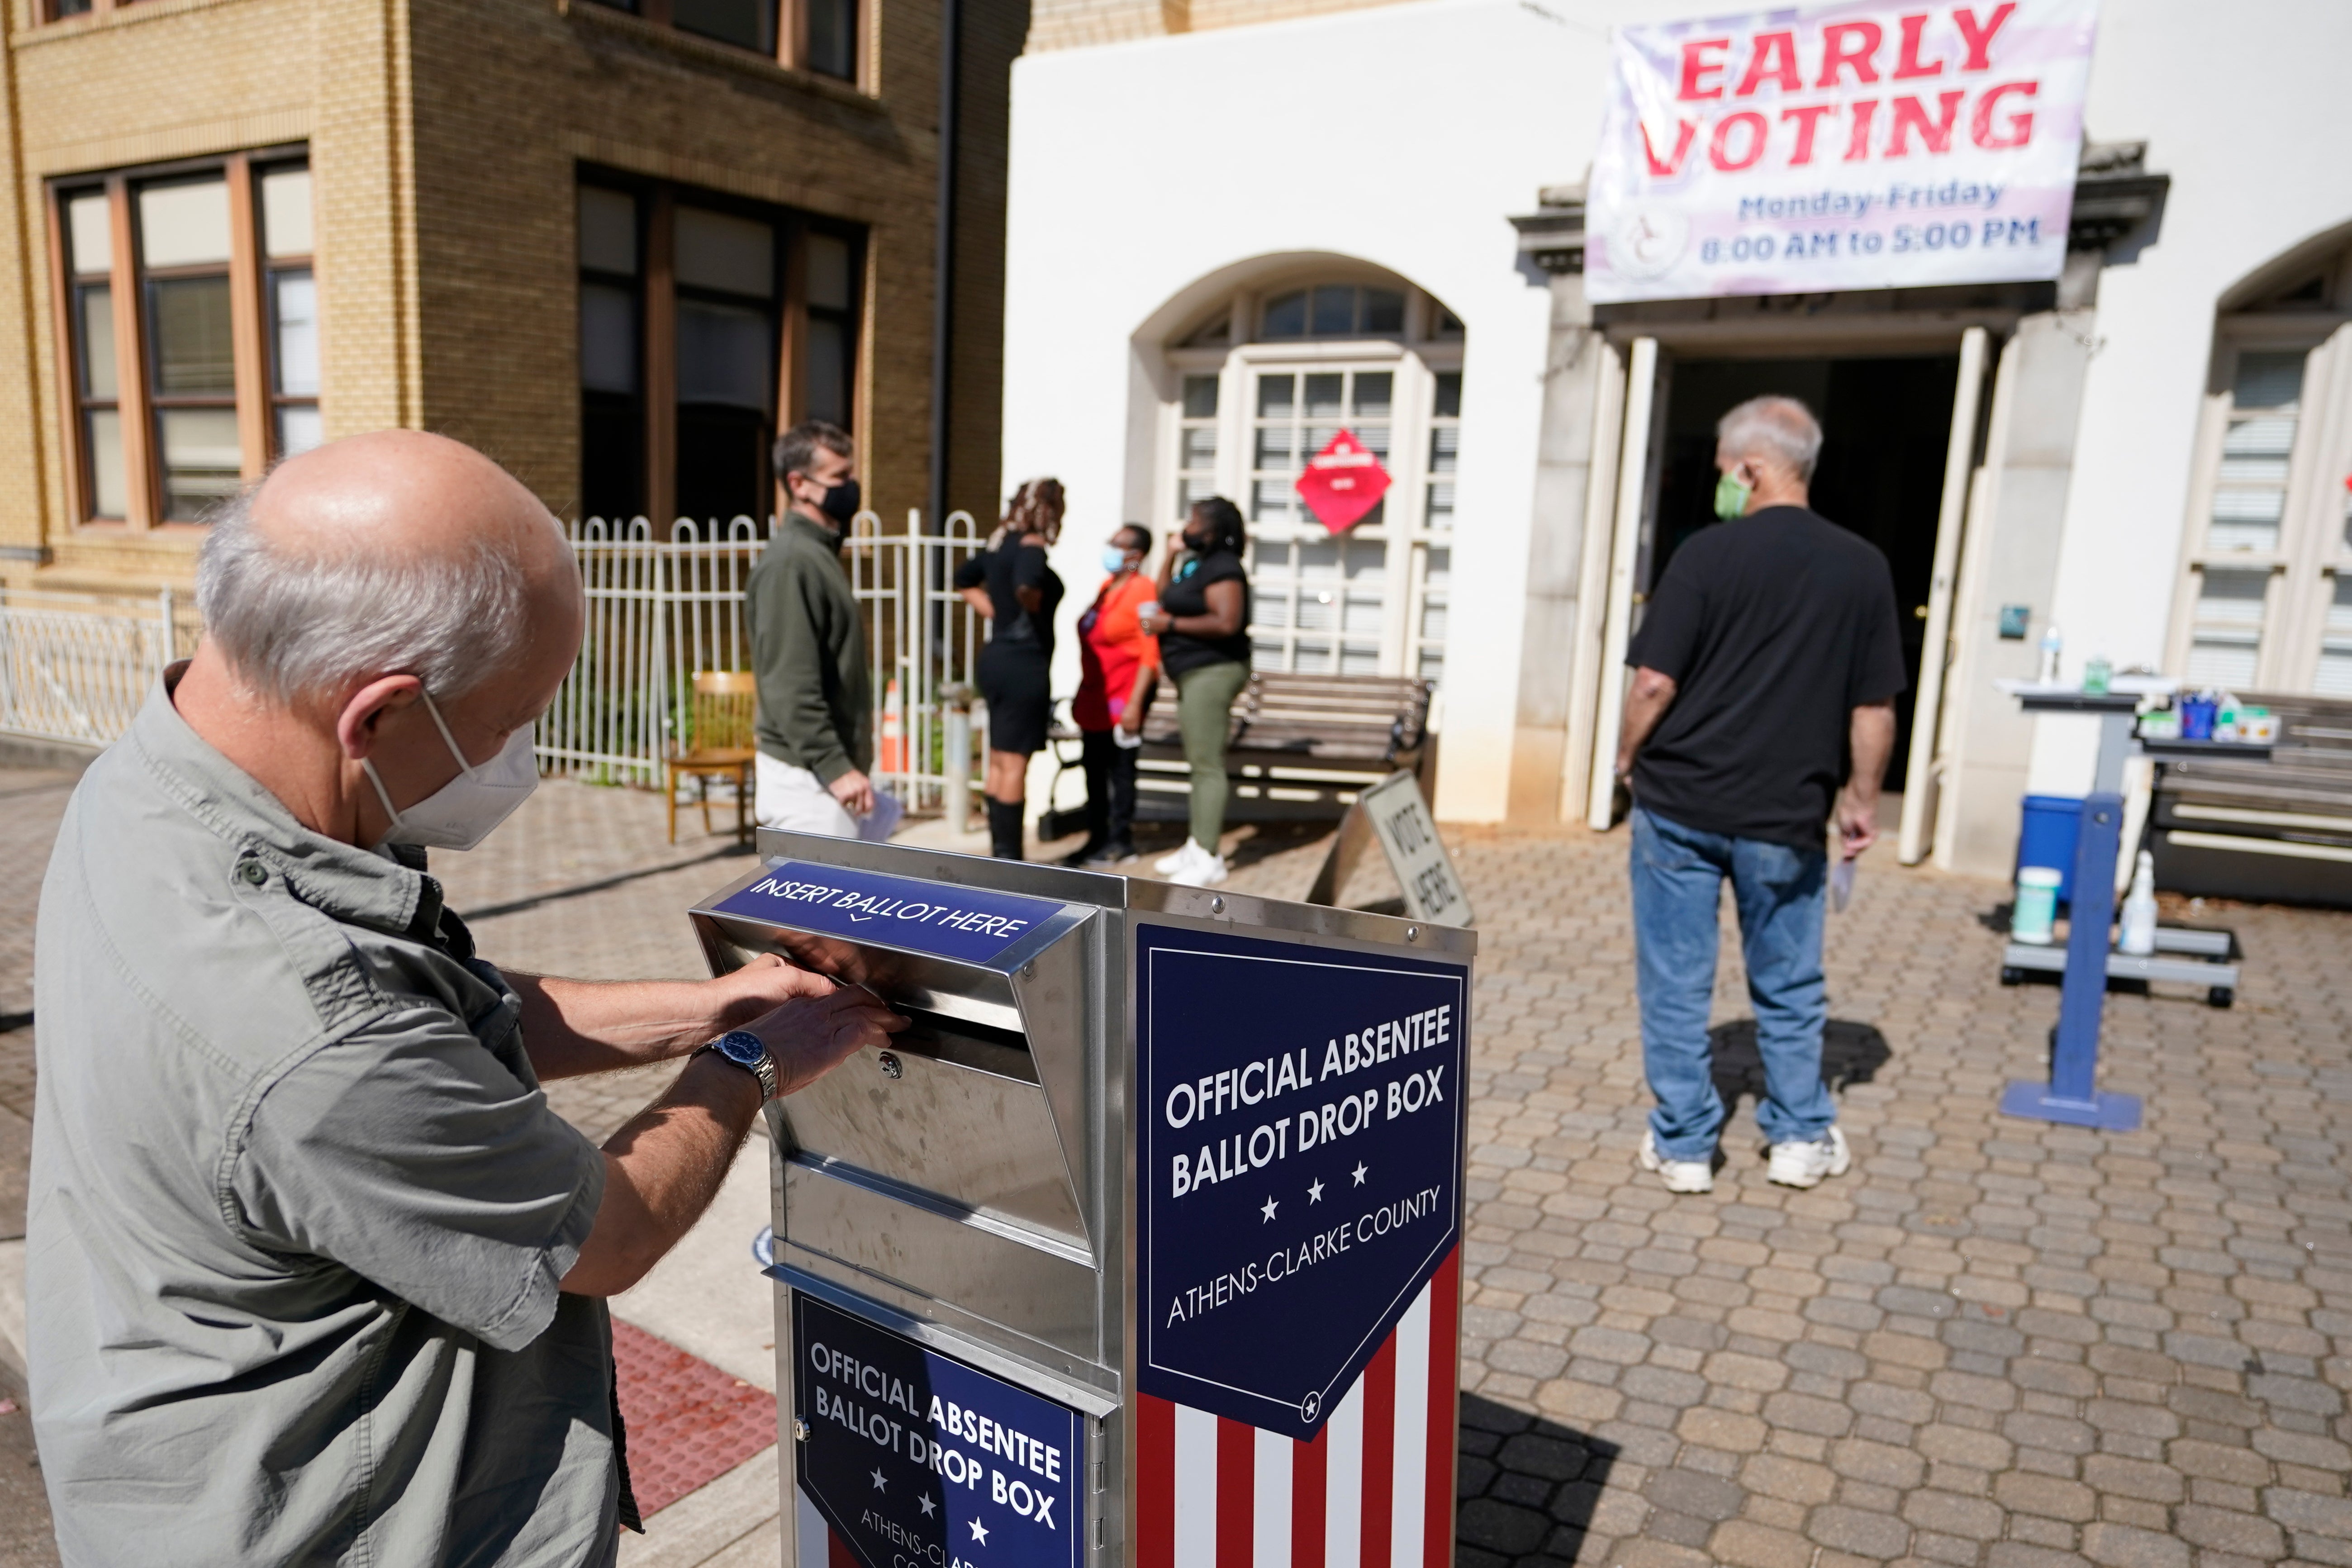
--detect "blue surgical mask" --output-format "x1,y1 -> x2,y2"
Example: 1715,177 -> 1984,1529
1101,546 -> 1131,574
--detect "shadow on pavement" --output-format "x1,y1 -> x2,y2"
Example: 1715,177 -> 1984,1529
1456,1392 -> 1619,1568
0,1359 -> 59,1568
1706,1016 -> 1892,1124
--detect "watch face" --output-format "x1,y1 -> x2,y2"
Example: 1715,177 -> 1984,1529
717,1030 -> 768,1068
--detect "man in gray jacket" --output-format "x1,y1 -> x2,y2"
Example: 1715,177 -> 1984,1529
29,431 -> 901,1564
746,419 -> 874,836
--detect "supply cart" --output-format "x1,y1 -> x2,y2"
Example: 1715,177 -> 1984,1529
1995,684 -> 2268,1128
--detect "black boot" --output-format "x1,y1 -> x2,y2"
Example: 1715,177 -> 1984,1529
986,798 -> 1026,860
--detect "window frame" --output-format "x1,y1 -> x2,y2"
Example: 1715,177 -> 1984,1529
580,0 -> 862,86
47,146 -> 308,532
575,167 -> 866,526
2169,315 -> 2352,692
1160,281 -> 1464,683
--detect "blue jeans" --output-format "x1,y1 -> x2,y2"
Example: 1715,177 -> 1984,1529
1630,806 -> 1835,1159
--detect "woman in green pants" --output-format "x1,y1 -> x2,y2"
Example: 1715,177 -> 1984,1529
1137,496 -> 1253,888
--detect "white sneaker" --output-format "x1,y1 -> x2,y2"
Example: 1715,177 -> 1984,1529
1169,846 -> 1228,888
1638,1130 -> 1714,1194
1768,1126 -> 1851,1189
1153,843 -> 1194,874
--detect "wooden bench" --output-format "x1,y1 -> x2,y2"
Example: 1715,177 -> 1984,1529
1045,671 -> 1435,828
2149,692 -> 2352,907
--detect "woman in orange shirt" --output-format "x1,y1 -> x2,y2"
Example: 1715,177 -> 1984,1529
1064,523 -> 1159,867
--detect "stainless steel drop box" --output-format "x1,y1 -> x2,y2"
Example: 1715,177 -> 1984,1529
690,830 -> 1476,1568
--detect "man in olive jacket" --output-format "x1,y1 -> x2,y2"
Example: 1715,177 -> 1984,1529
747,420 -> 874,836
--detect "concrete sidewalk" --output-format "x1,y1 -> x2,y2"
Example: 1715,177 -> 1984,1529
2,772 -> 2348,1568
612,1138 -> 788,1566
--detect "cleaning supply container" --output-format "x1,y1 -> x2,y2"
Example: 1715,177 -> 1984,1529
2012,867 -> 2063,945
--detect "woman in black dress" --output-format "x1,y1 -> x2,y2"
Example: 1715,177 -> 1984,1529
955,478 -> 1066,859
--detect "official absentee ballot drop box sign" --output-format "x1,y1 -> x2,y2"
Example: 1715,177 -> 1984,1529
689,834 -> 1474,1568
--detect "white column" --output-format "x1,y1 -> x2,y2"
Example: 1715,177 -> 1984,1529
1585,336 -> 1659,831
1898,324 -> 1990,864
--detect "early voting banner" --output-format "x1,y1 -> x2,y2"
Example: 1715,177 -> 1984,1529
1586,0 -> 2098,302
1133,922 -> 1468,1441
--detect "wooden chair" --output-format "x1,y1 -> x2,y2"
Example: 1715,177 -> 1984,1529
666,670 -> 758,845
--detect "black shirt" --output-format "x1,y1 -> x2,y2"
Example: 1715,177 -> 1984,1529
1158,550 -> 1251,677
1625,505 -> 1906,849
956,538 -> 1064,663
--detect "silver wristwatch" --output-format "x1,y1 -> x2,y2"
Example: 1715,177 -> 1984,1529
698,1029 -> 779,1102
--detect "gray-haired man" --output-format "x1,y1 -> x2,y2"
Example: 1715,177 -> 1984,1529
29,431 -> 903,1564
1612,396 -> 1905,1196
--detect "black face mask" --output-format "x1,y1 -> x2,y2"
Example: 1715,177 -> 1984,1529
1182,529 -> 1215,556
817,477 -> 862,525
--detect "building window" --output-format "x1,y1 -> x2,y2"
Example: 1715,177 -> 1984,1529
261,166 -> 320,459
804,0 -> 857,80
1165,279 -> 1461,684
2173,239 -> 2352,694
582,0 -> 857,81
576,172 -> 863,525
51,149 -> 313,528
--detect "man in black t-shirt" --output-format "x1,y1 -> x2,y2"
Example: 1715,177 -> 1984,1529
1613,396 -> 1905,1195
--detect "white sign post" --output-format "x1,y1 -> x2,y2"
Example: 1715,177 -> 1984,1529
1586,0 -> 2098,304
1307,772 -> 1474,928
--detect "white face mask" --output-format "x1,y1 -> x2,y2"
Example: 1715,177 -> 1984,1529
361,690 -> 539,852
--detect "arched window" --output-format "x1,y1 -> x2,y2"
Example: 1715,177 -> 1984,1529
1163,274 -> 1463,682
2172,239 -> 2352,695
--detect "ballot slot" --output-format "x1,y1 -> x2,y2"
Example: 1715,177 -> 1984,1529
691,852 -> 1098,1271
696,912 -> 1026,1036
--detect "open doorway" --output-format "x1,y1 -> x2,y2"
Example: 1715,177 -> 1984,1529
1644,355 -> 1959,792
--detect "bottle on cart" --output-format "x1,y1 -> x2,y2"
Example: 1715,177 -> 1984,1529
2038,624 -> 2063,685
2118,850 -> 2159,956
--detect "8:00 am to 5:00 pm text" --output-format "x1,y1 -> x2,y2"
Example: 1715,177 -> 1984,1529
1706,214 -> 2041,266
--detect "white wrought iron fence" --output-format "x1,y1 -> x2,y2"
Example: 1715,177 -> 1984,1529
541,513 -> 988,813
0,588 -> 200,747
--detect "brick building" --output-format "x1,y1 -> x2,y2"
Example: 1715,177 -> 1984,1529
0,0 -> 1022,597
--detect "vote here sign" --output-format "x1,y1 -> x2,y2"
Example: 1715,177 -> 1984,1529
794,1294 -> 1083,1568
1585,0 -> 2098,302
1134,922 -> 1469,1441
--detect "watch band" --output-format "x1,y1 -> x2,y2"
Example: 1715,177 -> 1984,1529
698,1029 -> 779,1102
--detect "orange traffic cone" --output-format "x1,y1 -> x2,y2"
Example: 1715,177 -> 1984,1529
880,678 -> 906,773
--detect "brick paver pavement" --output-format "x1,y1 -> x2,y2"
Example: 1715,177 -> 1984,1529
2,771 -> 2347,1568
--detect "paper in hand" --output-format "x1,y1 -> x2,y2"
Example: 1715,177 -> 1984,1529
857,789 -> 905,844
1829,856 -> 1855,913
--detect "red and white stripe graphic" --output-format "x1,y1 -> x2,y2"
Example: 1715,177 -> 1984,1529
1136,1248 -> 1460,1568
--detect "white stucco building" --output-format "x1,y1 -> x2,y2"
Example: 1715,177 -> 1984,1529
1001,0 -> 2352,878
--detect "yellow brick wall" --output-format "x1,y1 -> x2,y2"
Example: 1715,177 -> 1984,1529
1025,0 -> 1418,51
0,0 -> 1014,594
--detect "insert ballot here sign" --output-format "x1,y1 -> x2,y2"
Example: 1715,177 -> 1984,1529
794,1294 -> 1083,1568
1135,922 -> 1468,1441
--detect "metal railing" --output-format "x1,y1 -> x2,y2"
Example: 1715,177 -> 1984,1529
0,515 -> 983,810
0,587 -> 200,747
540,513 -> 987,813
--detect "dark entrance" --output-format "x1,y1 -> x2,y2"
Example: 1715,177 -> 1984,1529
1644,354 -> 1958,793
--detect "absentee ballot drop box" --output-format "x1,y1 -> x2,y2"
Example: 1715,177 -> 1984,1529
689,829 -> 1475,1568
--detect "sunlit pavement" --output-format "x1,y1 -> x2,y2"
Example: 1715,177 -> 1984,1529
4,771 -> 2349,1568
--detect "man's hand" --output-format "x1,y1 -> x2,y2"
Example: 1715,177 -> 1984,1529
709,953 -> 836,1029
1834,789 -> 1878,859
1839,699 -> 1897,860
828,768 -> 876,817
744,981 -> 907,1097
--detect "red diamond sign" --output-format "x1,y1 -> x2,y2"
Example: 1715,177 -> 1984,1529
1295,429 -> 1392,534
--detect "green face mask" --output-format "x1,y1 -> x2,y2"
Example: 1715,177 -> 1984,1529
1712,470 -> 1752,520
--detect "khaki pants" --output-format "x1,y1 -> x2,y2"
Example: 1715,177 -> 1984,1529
754,753 -> 857,838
